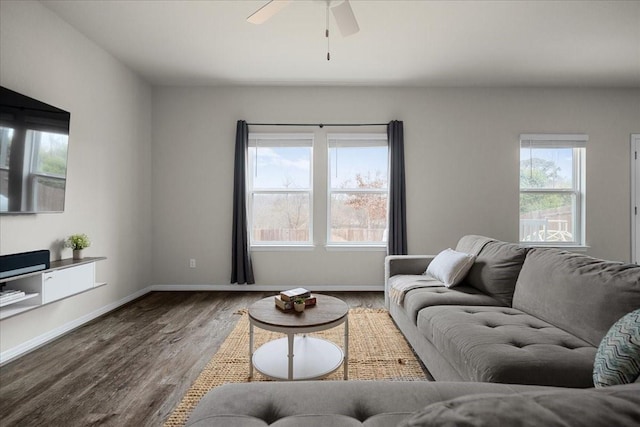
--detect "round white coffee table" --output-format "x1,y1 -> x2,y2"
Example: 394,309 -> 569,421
248,294 -> 349,381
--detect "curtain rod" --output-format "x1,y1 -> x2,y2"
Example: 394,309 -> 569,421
247,122 -> 388,128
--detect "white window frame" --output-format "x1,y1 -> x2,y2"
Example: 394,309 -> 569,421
519,134 -> 587,248
248,133 -> 314,248
326,133 -> 389,248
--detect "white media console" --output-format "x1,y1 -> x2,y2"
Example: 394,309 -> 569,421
0,257 -> 106,320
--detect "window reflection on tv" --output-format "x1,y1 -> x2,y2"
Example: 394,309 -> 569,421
0,87 -> 70,214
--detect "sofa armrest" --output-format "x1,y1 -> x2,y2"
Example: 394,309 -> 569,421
384,255 -> 435,308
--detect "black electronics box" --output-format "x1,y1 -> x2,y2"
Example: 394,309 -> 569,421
0,250 -> 50,281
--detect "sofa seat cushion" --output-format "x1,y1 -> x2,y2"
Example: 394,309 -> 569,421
403,286 -> 503,323
417,306 -> 596,387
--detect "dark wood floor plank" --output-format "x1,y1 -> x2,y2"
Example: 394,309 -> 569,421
0,291 -> 384,426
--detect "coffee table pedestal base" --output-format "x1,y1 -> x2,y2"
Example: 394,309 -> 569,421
252,336 -> 343,381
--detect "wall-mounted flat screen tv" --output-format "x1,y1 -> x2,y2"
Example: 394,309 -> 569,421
0,86 -> 70,214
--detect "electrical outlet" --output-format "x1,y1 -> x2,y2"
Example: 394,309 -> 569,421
189,259 -> 196,268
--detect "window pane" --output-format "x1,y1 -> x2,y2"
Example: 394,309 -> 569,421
28,130 -> 69,177
330,193 -> 387,243
252,193 -> 310,243
519,193 -> 575,242
0,127 -> 12,209
520,147 -> 573,189
249,146 -> 311,189
329,146 -> 388,189
33,176 -> 65,211
0,127 -> 13,168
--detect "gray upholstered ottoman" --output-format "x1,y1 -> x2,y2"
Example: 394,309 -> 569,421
186,381 -> 640,426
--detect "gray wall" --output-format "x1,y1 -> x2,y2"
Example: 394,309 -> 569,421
0,1 -> 152,353
152,86 -> 639,287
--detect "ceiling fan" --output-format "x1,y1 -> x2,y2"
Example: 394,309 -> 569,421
247,0 -> 360,60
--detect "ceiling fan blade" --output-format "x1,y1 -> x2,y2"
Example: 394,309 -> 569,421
247,0 -> 292,25
331,0 -> 359,37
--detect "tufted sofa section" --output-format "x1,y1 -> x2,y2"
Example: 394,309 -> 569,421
418,306 -> 595,386
385,235 -> 640,387
187,381 -> 640,426
186,381 -> 557,426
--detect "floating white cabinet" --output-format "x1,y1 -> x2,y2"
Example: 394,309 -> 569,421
0,257 -> 106,320
42,263 -> 95,304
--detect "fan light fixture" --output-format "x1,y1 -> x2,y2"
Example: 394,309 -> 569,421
247,0 -> 360,61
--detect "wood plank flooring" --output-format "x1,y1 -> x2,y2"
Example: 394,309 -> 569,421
0,291 -> 384,426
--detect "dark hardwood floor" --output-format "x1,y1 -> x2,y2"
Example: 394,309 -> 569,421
0,291 -> 384,426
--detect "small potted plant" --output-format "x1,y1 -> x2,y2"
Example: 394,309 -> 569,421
65,233 -> 91,260
294,297 -> 306,313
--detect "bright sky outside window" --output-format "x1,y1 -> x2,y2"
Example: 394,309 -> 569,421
328,134 -> 389,245
248,134 -> 313,246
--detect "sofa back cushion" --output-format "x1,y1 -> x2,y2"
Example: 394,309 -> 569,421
513,248 -> 640,346
456,237 -> 528,306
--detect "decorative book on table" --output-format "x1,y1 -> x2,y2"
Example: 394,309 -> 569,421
275,294 -> 317,311
279,288 -> 312,301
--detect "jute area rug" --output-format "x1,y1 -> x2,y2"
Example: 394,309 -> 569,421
164,308 -> 427,426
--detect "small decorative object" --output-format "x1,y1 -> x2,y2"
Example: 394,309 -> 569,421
280,288 -> 311,302
294,298 -> 306,313
65,233 -> 91,260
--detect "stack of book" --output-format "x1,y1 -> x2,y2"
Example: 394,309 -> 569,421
0,289 -> 26,305
274,288 -> 317,311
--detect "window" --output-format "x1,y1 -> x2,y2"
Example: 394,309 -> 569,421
519,134 -> 587,246
0,127 -> 12,210
328,134 -> 389,246
248,134 -> 313,246
29,129 -> 68,211
0,126 -> 68,212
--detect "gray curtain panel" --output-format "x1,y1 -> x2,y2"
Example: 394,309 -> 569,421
231,120 -> 255,284
388,120 -> 408,255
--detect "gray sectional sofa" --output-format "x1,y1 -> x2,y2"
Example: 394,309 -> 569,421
385,235 -> 640,387
186,235 -> 640,426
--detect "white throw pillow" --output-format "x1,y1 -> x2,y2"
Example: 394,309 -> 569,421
425,248 -> 475,288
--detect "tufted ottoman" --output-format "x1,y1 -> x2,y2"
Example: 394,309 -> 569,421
185,381 -> 557,426
186,381 -> 640,426
417,306 -> 596,386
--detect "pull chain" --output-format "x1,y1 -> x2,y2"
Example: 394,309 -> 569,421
326,2 -> 330,61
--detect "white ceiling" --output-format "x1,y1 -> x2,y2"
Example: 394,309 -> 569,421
42,0 -> 640,87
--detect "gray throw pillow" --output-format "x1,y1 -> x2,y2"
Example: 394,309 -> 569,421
463,241 -> 528,306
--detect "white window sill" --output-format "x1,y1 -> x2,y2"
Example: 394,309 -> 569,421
251,244 -> 388,252
519,243 -> 590,252
325,245 -> 387,252
251,245 -> 315,252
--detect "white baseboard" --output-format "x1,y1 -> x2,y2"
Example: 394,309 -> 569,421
1,283 -> 383,365
0,286 -> 152,366
150,283 -> 384,292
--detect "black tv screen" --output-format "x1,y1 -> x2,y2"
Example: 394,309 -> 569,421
0,86 -> 70,214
